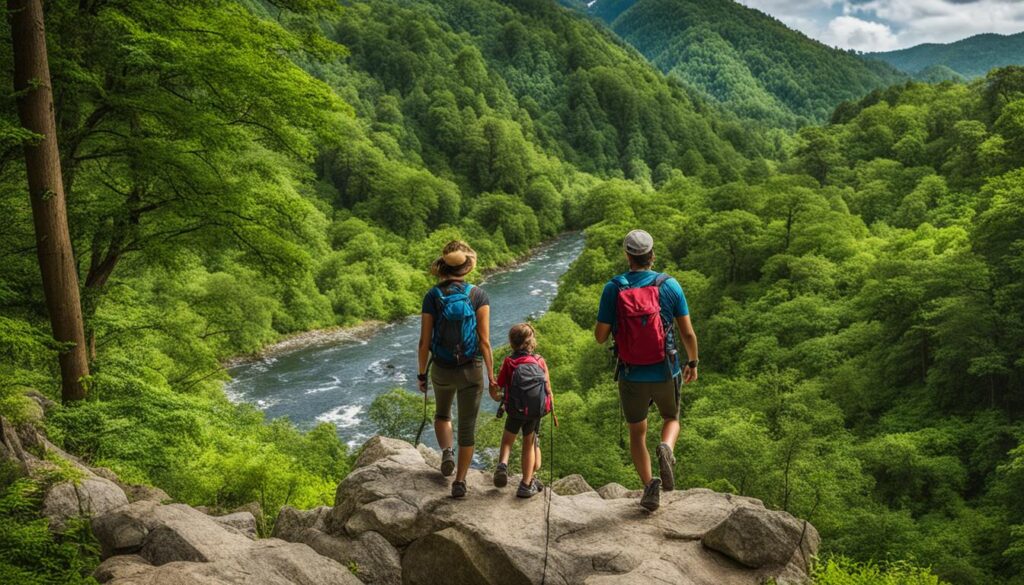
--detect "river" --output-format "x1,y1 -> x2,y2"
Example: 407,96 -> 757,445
225,232 -> 585,447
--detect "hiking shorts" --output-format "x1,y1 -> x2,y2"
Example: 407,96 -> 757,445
431,360 -> 484,447
504,416 -> 539,437
618,377 -> 680,424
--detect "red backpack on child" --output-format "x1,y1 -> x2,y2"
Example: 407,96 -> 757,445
503,354 -> 552,420
612,273 -> 671,366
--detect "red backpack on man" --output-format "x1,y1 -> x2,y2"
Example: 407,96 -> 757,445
612,273 -> 672,366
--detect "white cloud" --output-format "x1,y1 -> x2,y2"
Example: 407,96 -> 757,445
847,0 -> 1024,49
822,15 -> 900,51
737,0 -> 1024,51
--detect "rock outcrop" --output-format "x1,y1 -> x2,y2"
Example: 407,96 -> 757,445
275,436 -> 820,585
3,420 -> 820,585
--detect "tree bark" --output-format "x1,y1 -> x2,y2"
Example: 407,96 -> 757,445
8,0 -> 90,402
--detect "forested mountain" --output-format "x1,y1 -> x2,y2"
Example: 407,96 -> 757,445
868,32 -> 1024,80
0,1 -> 754,581
516,67 -> 1024,584
2,0 -> 1024,584
569,0 -> 906,126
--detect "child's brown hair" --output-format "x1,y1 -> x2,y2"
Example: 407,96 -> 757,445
509,323 -> 537,353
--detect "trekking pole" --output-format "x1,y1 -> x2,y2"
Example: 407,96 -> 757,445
610,345 -> 626,449
414,357 -> 433,446
541,404 -> 556,585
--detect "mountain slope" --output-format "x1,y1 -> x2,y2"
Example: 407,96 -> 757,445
867,32 -> 1024,79
576,0 -> 906,126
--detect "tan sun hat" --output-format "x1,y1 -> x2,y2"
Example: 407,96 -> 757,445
432,241 -> 477,277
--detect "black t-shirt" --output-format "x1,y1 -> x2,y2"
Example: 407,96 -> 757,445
421,280 -> 489,318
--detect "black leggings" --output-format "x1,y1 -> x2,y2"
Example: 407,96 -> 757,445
431,361 -> 484,447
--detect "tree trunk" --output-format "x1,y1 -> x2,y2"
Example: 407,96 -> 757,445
8,0 -> 90,402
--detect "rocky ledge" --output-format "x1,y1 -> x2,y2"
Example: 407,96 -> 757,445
4,415 -> 820,585
268,436 -> 818,585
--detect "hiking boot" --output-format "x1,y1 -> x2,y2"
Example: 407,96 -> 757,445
656,443 -> 676,492
516,479 -> 540,499
451,480 -> 467,499
494,463 -> 509,488
640,478 -> 662,512
441,448 -> 455,477
532,477 -> 544,492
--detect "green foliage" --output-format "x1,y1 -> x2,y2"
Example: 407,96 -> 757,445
581,0 -> 907,127
535,68 -> 1024,584
812,556 -> 945,585
368,389 -> 430,445
868,32 -> 1024,80
0,479 -> 99,585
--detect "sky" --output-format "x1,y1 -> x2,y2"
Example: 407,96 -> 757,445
736,0 -> 1024,52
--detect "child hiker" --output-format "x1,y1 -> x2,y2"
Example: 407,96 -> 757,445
491,323 -> 554,498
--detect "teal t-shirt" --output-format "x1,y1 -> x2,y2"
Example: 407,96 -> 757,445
596,271 -> 688,382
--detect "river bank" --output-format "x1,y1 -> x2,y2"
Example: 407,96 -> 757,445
222,232 -> 582,369
222,232 -> 585,444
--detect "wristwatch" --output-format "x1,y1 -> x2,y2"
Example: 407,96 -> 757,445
685,360 -> 699,369
417,373 -> 428,382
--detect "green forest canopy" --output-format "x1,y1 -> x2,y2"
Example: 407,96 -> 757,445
571,0 -> 907,127
867,32 -> 1024,81
0,1 -> 1023,584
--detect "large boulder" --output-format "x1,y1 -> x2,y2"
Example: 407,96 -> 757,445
91,501 -> 252,562
100,539 -> 361,585
298,436 -> 819,585
296,528 -> 401,585
92,501 -> 359,585
551,474 -> 594,496
93,555 -> 152,583
702,504 -> 819,570
212,511 -> 258,540
595,482 -> 631,500
43,477 -> 129,532
272,505 -> 330,541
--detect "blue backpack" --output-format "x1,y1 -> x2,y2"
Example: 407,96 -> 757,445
430,282 -> 479,366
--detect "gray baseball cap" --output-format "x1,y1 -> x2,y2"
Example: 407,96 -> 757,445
623,230 -> 654,255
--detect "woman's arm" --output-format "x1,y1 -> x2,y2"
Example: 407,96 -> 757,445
476,305 -> 496,387
418,313 -> 433,393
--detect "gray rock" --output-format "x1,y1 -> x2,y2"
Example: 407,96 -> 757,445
272,505 -> 330,541
140,516 -> 253,565
402,527 -> 536,585
25,390 -> 57,414
93,466 -> 121,482
416,443 -> 442,469
354,435 -> 420,469
328,437 -> 818,585
43,477 -> 129,532
91,501 -> 251,563
212,511 -> 258,539
93,554 -> 151,583
584,559 -> 693,585
122,483 -> 171,504
298,528 -> 401,585
0,416 -> 29,478
103,539 -> 361,585
596,482 -> 631,499
702,504 -> 819,569
551,474 -> 594,496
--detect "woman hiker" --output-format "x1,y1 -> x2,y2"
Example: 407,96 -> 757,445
417,240 -> 497,498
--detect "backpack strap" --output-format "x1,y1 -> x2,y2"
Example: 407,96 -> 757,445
612,275 -> 630,292
652,273 -> 670,287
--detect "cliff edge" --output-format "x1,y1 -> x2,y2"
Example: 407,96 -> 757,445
2,418 -> 820,585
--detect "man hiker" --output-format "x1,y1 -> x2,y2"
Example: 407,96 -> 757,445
594,229 -> 699,512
